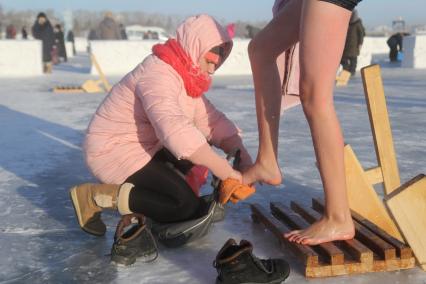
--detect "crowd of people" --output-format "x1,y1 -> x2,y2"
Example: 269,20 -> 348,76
31,12 -> 69,73
1,8 -> 412,79
1,24 -> 28,39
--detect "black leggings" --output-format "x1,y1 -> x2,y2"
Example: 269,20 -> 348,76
124,149 -> 206,223
318,0 -> 361,11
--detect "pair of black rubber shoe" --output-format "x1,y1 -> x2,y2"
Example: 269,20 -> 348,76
110,213 -> 158,266
214,239 -> 290,284
110,194 -> 225,266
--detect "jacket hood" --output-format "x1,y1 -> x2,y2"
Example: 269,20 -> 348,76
175,14 -> 233,69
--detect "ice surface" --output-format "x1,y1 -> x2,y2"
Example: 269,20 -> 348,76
0,54 -> 425,283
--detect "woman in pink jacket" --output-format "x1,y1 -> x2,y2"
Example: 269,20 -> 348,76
70,15 -> 251,244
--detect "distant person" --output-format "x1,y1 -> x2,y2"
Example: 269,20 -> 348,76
387,32 -> 408,62
226,23 -> 235,38
340,9 -> 365,75
6,24 -> 17,39
67,30 -> 76,55
151,31 -> 159,40
143,30 -> 154,40
54,24 -> 67,62
246,24 -> 261,39
97,11 -> 122,40
119,24 -> 127,40
87,28 -> 97,40
21,26 -> 28,39
87,29 -> 98,53
32,12 -> 55,73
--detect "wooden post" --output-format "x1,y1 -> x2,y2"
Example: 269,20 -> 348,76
361,65 -> 400,194
90,53 -> 112,92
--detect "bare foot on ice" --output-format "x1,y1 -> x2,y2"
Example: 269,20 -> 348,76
284,217 -> 355,245
242,161 -> 282,185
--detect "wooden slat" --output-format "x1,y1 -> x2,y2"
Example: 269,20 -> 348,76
344,145 -> 403,241
372,258 -> 416,272
350,210 -> 412,259
355,222 -> 396,261
385,174 -> 426,271
361,64 -> 400,194
53,86 -> 85,93
250,204 -> 319,267
312,197 -> 411,259
290,201 -> 373,265
311,198 -> 396,261
364,166 -> 384,185
270,202 -> 345,266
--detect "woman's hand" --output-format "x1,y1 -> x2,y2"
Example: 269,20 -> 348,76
227,169 -> 243,183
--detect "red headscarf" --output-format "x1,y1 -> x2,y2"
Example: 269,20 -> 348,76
152,39 -> 212,98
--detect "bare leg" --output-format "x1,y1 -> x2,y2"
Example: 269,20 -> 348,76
284,0 -> 354,245
243,0 -> 302,185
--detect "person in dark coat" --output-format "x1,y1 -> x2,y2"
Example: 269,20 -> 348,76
96,12 -> 121,40
340,10 -> 365,75
119,24 -> 127,40
66,30 -> 76,55
246,25 -> 261,39
387,32 -> 407,62
54,24 -> 67,62
21,26 -> 28,39
32,12 -> 55,73
88,29 -> 98,40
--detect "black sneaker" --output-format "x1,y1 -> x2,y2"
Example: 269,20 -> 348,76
111,214 -> 158,266
214,239 -> 290,284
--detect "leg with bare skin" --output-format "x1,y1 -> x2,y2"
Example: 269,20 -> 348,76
284,0 -> 355,245
243,0 -> 302,186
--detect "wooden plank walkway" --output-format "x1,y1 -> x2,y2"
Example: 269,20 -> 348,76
250,199 -> 415,278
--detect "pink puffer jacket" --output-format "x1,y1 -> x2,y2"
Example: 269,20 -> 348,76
84,15 -> 239,184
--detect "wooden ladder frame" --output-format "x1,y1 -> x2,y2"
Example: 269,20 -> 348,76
345,64 -> 425,270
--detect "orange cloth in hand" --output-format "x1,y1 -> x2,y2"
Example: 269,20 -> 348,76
219,178 -> 255,204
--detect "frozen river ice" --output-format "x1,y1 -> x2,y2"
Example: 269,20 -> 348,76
0,54 -> 425,283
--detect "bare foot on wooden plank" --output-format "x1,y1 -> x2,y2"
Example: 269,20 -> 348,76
284,216 -> 355,245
